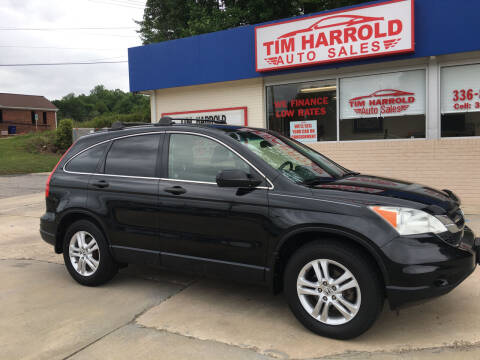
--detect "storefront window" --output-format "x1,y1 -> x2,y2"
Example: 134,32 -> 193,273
441,64 -> 480,137
339,70 -> 426,140
266,80 -> 337,142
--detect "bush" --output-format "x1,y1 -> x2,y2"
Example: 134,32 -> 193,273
74,112 -> 150,129
55,118 -> 73,151
24,131 -> 57,154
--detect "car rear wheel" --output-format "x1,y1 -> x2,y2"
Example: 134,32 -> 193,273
284,240 -> 383,339
63,220 -> 118,286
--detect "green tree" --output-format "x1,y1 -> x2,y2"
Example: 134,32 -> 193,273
53,86 -> 150,123
94,101 -> 109,114
55,118 -> 73,151
138,0 -> 371,44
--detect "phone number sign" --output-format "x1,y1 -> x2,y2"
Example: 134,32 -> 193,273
451,89 -> 480,111
441,64 -> 480,113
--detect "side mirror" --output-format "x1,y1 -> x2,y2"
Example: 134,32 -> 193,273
216,170 -> 263,188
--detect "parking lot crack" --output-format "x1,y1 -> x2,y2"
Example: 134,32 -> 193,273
302,340 -> 480,360
132,278 -> 200,323
61,322 -> 128,360
136,326 -> 281,359
61,278 -> 199,360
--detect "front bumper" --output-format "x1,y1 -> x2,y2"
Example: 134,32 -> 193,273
382,226 -> 479,309
476,237 -> 480,264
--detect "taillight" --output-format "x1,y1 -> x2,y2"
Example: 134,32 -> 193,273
46,143 -> 74,198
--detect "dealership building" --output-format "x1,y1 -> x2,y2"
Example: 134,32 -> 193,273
128,0 -> 480,211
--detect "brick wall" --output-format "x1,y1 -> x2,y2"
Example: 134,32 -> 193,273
0,109 -> 56,133
310,138 -> 480,213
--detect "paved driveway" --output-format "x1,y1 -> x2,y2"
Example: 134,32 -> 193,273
1,185 -> 480,359
0,172 -> 49,198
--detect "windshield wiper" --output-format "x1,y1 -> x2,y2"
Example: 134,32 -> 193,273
302,172 -> 360,186
301,177 -> 336,186
341,171 -> 360,178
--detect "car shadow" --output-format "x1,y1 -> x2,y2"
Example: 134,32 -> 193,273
128,265 -> 480,358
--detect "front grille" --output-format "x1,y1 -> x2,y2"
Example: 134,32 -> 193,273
447,207 -> 465,227
452,208 -> 465,228
437,230 -> 463,247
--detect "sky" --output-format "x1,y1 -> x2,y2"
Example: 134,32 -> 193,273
0,0 -> 145,101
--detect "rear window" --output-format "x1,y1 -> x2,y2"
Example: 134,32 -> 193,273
65,142 -> 108,173
104,134 -> 160,177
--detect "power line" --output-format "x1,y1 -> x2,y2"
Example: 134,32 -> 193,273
0,26 -> 136,31
89,0 -> 145,5
0,60 -> 128,67
118,0 -> 145,4
104,0 -> 145,5
65,33 -> 138,38
93,0 -> 145,7
0,45 -> 125,51
87,0 -> 144,9
0,27 -> 139,37
80,55 -> 126,61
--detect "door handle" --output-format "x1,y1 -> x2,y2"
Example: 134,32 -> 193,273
164,186 -> 186,195
91,180 -> 109,188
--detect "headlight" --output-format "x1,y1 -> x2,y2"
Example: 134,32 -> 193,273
369,206 -> 448,235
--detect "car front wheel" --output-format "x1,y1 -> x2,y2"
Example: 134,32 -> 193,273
284,240 -> 383,339
63,220 -> 118,286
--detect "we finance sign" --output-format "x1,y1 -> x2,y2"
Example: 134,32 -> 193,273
255,0 -> 414,72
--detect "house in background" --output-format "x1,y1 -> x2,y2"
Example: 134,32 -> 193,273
0,93 -> 58,134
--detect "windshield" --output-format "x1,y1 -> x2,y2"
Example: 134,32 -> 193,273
223,128 -> 351,184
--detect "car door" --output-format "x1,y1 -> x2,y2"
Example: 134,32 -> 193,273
61,140 -> 110,211
157,132 -> 270,282
87,133 -> 163,264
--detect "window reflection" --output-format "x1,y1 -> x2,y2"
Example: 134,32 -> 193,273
266,80 -> 337,142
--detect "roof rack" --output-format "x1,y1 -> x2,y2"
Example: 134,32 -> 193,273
157,116 -> 226,125
107,116 -> 227,131
109,121 -> 152,131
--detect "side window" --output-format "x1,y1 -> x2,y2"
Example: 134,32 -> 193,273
65,142 -> 108,173
105,134 -> 159,177
168,134 -> 251,182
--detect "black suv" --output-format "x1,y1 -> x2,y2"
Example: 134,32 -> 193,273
41,118 -> 479,339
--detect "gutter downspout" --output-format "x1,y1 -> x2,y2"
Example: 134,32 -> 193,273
150,90 -> 157,123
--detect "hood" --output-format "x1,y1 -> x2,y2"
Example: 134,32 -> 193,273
312,174 -> 459,214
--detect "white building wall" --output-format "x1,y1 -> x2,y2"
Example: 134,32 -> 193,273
152,78 -> 265,128
148,51 -> 480,212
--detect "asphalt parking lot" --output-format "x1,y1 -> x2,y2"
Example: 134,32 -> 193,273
2,174 -> 480,359
0,172 -> 50,199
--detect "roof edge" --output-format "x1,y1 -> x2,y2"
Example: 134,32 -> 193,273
0,105 -> 58,111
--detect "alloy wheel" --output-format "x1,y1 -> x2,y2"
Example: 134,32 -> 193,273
296,258 -> 361,325
69,231 -> 100,276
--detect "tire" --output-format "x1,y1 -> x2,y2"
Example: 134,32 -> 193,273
63,220 -> 118,286
284,240 -> 383,339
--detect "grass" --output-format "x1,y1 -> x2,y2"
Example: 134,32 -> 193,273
0,132 -> 62,175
